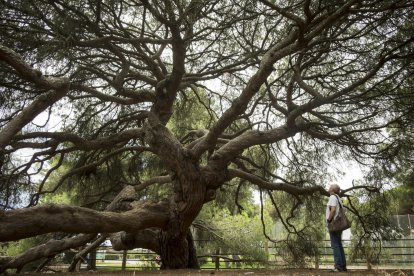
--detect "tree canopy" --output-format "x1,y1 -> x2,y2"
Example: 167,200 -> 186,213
0,0 -> 413,271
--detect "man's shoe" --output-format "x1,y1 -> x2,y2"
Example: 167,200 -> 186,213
329,268 -> 341,272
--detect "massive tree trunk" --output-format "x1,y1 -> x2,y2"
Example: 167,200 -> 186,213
155,167 -> 205,269
110,178 -> 203,269
110,228 -> 200,270
133,163 -> 206,269
158,229 -> 199,269
138,114 -> 207,268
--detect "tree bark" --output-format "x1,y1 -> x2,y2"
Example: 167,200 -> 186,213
109,227 -> 200,269
0,44 -> 70,152
141,115 -> 207,268
0,201 -> 169,242
67,235 -> 106,272
35,256 -> 54,273
110,230 -> 160,252
154,168 -> 205,269
158,229 -> 199,269
0,234 -> 95,273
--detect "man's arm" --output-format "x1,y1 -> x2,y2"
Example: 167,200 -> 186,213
327,206 -> 336,223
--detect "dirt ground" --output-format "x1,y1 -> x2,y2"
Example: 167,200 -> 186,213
19,269 -> 414,276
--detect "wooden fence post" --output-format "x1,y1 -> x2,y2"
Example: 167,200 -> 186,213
215,248 -> 220,269
122,250 -> 127,270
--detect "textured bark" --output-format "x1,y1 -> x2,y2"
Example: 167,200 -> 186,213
139,112 -> 207,269
108,227 -> 200,269
0,201 -> 169,242
158,229 -> 199,269
67,235 -> 106,272
0,45 -> 70,150
186,229 -> 200,269
156,174 -> 204,269
110,229 -> 160,253
0,234 -> 95,273
35,257 -> 54,273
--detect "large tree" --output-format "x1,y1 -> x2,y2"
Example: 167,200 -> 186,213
1,0 -> 413,271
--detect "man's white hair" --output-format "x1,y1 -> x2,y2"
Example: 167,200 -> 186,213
330,183 -> 341,193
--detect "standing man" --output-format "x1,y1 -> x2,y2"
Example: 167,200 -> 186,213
326,183 -> 347,272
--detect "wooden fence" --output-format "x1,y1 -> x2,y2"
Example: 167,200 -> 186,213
72,238 -> 414,271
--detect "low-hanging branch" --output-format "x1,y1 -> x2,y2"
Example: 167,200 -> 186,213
0,234 -> 96,273
0,200 -> 170,242
0,185 -> 137,272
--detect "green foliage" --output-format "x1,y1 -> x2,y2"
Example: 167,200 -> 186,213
348,191 -> 401,265
277,235 -> 320,268
392,185 -> 414,215
267,192 -> 326,268
389,132 -> 414,214
242,145 -> 278,179
214,181 -> 256,217
378,47 -> 414,214
168,88 -> 214,139
42,191 -> 74,205
195,201 -> 271,265
6,235 -> 51,257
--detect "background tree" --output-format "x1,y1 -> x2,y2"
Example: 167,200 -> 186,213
1,0 -> 414,271
386,89 -> 414,215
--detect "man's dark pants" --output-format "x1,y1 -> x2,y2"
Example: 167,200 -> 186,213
329,230 -> 346,270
